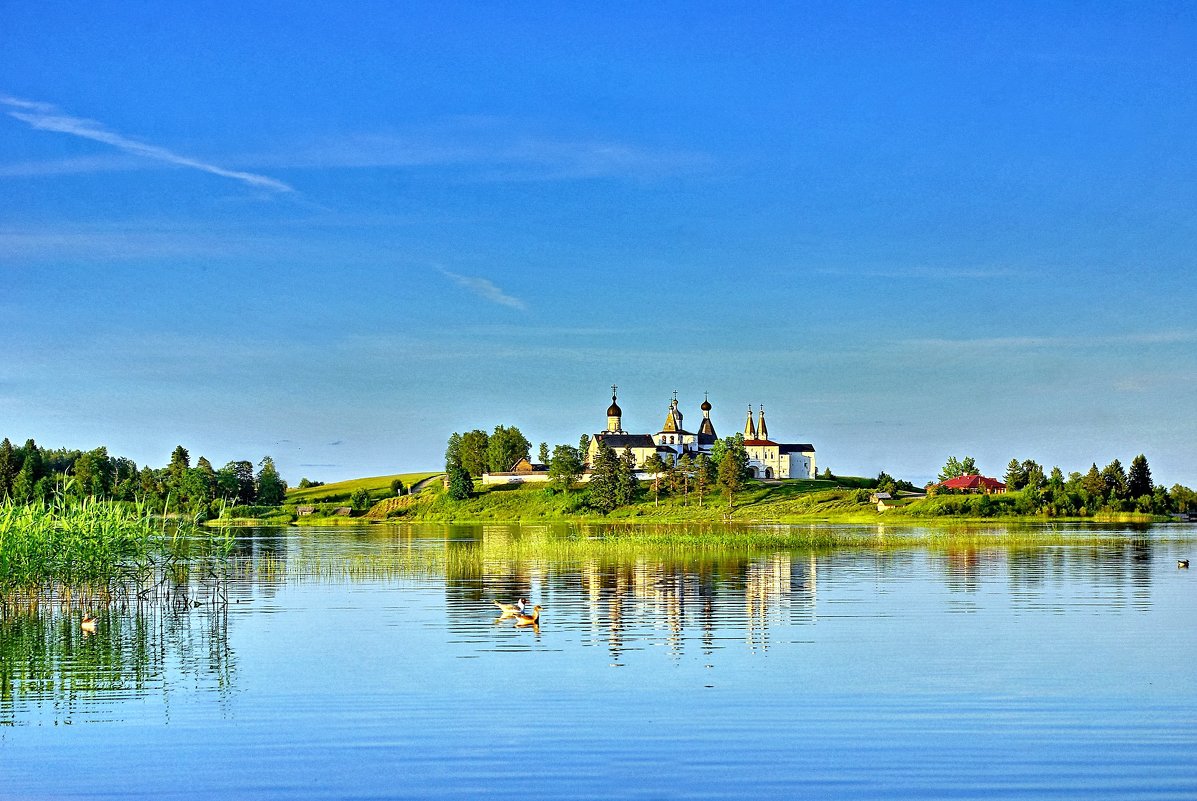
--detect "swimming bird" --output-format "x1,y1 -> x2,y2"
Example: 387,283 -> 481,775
1180,559 -> 1190,569
493,598 -> 528,619
81,614 -> 97,633
514,605 -> 543,627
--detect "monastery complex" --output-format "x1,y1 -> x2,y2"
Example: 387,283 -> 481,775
483,387 -> 817,485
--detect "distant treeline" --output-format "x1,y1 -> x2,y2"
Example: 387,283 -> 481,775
0,438 -> 287,516
931,453 -> 1196,516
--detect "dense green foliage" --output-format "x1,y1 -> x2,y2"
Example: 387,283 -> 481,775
0,495 -> 232,596
0,436 -> 288,517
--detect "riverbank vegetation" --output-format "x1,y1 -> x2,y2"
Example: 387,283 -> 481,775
0,494 -> 232,603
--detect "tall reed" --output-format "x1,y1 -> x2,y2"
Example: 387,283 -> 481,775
0,496 -> 232,601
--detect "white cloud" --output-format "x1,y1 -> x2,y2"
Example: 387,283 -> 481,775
437,267 -> 527,310
0,94 -> 293,192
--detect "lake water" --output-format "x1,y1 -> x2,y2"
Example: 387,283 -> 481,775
2,522 -> 1195,800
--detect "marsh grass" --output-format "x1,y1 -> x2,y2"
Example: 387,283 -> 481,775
0,496 -> 234,607
238,520 -> 1188,586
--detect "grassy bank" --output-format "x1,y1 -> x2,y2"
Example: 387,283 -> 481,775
218,473 -> 1179,528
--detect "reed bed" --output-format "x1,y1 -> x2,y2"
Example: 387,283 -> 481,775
0,497 -> 234,607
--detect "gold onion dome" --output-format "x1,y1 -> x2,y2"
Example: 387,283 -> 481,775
700,398 -> 712,412
607,396 -> 622,417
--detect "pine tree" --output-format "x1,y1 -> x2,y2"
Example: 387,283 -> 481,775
538,442 -> 550,465
578,434 -> 592,468
717,443 -> 747,510
0,438 -> 16,498
587,441 -> 620,513
615,447 -> 638,506
447,466 -> 474,500
1127,454 -> 1153,499
1004,459 -> 1027,491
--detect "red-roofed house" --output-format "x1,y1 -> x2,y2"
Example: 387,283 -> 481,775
937,475 -> 1007,494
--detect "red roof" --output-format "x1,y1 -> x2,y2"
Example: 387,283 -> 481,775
742,439 -> 779,447
938,475 -> 1006,491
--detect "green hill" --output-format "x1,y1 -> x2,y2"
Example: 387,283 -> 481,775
287,472 -> 442,505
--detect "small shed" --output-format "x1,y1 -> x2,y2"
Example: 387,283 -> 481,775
296,505 -> 316,516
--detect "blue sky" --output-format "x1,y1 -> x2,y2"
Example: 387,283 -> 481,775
2,2 -> 1195,485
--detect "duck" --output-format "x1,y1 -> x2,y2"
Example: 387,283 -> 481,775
1180,559 -> 1190,569
80,614 -> 97,633
493,598 -> 528,619
514,605 -> 543,627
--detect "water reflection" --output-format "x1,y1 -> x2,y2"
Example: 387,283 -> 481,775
0,601 -> 235,726
4,522 -> 1184,723
335,522 -> 1176,663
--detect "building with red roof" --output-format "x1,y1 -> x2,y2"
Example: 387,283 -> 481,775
937,474 -> 1007,494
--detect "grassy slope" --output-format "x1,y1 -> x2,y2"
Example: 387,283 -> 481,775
286,472 -> 442,505
398,477 -> 886,523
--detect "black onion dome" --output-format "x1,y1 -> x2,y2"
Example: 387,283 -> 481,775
700,398 -> 712,412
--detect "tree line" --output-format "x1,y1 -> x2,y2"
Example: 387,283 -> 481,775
0,438 -> 288,515
935,453 -> 1196,516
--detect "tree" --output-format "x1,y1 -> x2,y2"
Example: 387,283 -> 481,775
447,466 -> 474,500
445,432 -> 463,471
578,434 -> 592,468
195,457 -> 217,499
487,425 -> 531,474
11,460 -> 36,504
538,442 -> 550,465
458,429 -> 489,477
644,453 -> 667,506
0,438 -> 16,498
1004,459 -> 1027,491
218,460 -> 256,505
20,440 -> 43,484
181,467 -> 215,508
350,487 -> 371,511
938,456 -> 979,482
256,457 -> 287,505
717,441 -> 748,509
390,478 -> 406,496
1082,463 -> 1104,499
1127,454 -> 1153,499
586,441 -> 620,514
167,445 -> 190,494
1171,484 -> 1197,513
615,447 -> 639,507
694,454 -> 715,507
73,447 -> 113,498
139,465 -> 163,504
1101,459 -> 1128,501
548,445 -> 584,494
1049,466 -> 1065,489
676,453 -> 693,505
820,467 -> 833,480
876,471 -> 897,495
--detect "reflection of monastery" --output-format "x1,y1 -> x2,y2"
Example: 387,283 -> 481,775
590,387 -> 817,480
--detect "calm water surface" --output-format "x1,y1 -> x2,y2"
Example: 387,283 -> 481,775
2,522 -> 1195,800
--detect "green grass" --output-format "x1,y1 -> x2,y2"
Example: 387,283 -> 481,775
286,472 -> 442,504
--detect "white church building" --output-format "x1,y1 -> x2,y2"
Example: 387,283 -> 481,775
588,387 -> 817,479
